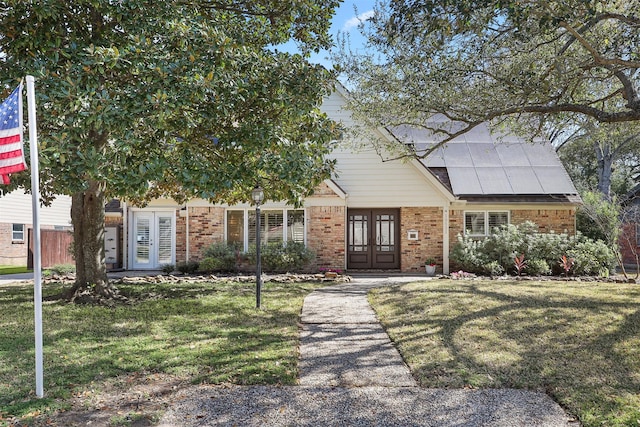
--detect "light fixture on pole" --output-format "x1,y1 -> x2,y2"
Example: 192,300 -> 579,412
251,186 -> 264,309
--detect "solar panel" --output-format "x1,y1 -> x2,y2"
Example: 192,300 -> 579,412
391,121 -> 578,197
475,167 -> 514,194
467,143 -> 502,167
447,167 -> 483,194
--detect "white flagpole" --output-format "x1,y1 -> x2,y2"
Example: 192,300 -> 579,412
26,75 -> 44,398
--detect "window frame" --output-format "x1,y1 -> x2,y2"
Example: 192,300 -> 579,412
11,223 -> 25,242
463,211 -> 510,237
225,208 -> 306,251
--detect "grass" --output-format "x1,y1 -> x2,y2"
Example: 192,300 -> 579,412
0,265 -> 30,275
369,279 -> 640,427
0,280 -> 322,424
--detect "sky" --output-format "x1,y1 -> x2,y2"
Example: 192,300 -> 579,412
277,0 -> 377,70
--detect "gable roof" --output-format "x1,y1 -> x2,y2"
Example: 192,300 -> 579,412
388,122 -> 581,204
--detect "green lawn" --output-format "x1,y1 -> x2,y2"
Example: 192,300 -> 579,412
369,279 -> 640,427
0,265 -> 30,275
0,280 -> 321,424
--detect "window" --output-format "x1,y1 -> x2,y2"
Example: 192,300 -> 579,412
226,209 -> 305,251
637,224 -> 640,247
12,224 -> 24,242
464,211 -> 509,236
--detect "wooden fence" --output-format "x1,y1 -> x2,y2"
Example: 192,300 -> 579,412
28,229 -> 74,269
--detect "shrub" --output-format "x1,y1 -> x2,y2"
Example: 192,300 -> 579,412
450,234 -> 489,273
482,261 -> 504,276
451,222 -> 615,277
42,263 -> 76,277
161,264 -> 175,274
199,242 -> 237,272
176,260 -> 199,274
246,241 -> 315,272
568,238 -> 616,276
526,259 -> 551,276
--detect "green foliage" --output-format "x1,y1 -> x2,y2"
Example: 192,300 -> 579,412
161,264 -> 175,274
526,259 -> 551,276
449,234 -> 489,272
198,242 -> 238,273
335,1 -> 640,158
247,242 -> 315,272
176,260 -> 199,274
577,191 -> 622,247
567,240 -> 616,276
0,265 -> 30,275
482,260 -> 504,277
451,222 -> 615,276
0,1 -> 340,284
42,264 -> 76,277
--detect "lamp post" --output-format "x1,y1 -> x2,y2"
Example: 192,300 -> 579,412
251,186 -> 264,309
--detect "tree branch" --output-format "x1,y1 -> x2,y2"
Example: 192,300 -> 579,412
559,21 -> 640,68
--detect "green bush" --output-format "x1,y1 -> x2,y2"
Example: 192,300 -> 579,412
43,264 -> 76,277
161,264 -> 175,274
199,242 -> 237,272
567,239 -> 616,275
482,260 -> 504,276
526,259 -> 551,276
246,241 -> 315,272
451,222 -> 615,276
176,260 -> 199,274
450,234 -> 489,272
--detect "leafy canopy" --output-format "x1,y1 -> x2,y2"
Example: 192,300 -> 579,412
335,0 -> 640,153
0,0 -> 341,204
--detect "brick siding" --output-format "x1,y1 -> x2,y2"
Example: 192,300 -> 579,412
620,222 -> 639,266
0,223 -> 59,266
0,222 -> 28,265
510,209 -> 576,234
400,207 -> 443,273
176,207 -> 225,262
306,206 -> 345,271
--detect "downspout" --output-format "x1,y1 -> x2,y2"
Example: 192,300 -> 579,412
122,201 -> 128,270
344,194 -> 349,271
442,205 -> 450,274
185,203 -> 190,262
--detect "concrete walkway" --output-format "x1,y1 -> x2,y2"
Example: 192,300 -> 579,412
159,277 -> 579,426
299,279 -> 417,387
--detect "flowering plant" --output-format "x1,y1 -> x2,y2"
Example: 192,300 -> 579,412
450,270 -> 476,280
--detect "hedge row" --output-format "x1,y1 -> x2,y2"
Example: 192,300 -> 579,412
450,221 -> 616,276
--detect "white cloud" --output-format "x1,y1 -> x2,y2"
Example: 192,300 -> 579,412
342,10 -> 375,31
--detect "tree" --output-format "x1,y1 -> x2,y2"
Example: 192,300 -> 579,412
554,119 -> 640,199
0,1 -> 340,300
334,0 -> 640,156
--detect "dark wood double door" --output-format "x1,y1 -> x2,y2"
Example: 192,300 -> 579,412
347,209 -> 400,270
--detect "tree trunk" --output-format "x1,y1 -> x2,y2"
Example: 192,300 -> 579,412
66,179 -> 116,301
594,140 -> 613,200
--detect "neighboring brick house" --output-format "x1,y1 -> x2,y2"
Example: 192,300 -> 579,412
621,185 -> 640,267
0,190 -> 72,266
109,86 -> 580,274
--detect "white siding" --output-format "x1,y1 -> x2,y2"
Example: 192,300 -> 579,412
0,190 -> 72,226
321,89 -> 450,207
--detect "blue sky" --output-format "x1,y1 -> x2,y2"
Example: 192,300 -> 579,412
277,0 -> 377,69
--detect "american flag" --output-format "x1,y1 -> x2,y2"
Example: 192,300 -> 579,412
0,83 -> 26,185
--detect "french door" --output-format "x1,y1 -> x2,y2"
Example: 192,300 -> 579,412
132,211 -> 175,269
347,209 -> 400,269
